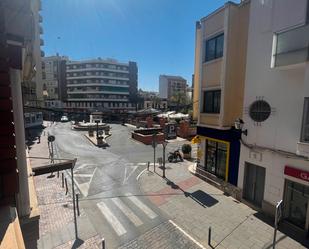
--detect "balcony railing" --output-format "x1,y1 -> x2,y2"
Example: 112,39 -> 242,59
274,24 -> 309,67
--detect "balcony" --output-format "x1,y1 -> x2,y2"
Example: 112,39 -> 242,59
40,38 -> 44,46
39,14 -> 43,23
41,50 -> 45,57
273,24 -> 309,67
297,142 -> 309,158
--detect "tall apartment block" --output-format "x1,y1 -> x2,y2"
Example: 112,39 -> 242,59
42,55 -> 68,108
22,0 -> 44,128
193,1 -> 250,191
65,59 -> 138,113
159,75 -> 187,100
238,0 -> 309,236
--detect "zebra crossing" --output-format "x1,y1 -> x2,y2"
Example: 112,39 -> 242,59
96,193 -> 158,236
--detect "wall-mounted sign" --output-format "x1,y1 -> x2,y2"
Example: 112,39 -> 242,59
284,166 -> 309,182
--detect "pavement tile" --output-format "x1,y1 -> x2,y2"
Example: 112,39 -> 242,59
139,160 -> 308,249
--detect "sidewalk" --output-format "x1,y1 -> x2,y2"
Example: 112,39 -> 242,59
138,160 -> 307,249
22,123 -> 101,249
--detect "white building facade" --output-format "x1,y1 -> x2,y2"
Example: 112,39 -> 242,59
42,55 -> 68,108
65,58 -> 137,113
159,75 -> 187,99
238,0 -> 309,236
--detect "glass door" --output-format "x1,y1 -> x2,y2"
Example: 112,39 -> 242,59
284,180 -> 309,230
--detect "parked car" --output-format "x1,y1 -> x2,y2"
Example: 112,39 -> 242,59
60,115 -> 69,122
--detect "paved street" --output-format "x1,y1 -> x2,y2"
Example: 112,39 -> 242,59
43,122 -> 196,249
139,161 -> 308,249
26,122 -> 308,249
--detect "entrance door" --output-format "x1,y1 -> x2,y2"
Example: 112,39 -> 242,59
243,162 -> 266,207
284,180 -> 309,230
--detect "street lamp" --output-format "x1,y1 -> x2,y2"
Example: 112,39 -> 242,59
162,140 -> 167,178
234,118 -> 248,136
95,120 -> 100,139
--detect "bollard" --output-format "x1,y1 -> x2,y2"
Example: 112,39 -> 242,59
102,238 -> 105,249
57,171 -> 59,178
76,193 -> 80,216
208,226 -> 212,246
65,178 -> 68,195
147,161 -> 150,171
62,173 -> 64,188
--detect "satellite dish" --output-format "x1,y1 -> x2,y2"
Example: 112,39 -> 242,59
48,135 -> 55,142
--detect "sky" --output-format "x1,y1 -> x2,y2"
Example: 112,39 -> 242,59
42,0 -> 236,91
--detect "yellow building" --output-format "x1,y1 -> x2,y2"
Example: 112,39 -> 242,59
193,1 -> 250,191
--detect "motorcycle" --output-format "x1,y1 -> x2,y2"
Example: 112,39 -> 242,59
168,149 -> 183,163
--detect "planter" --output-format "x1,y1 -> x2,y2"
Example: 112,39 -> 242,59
183,152 -> 191,159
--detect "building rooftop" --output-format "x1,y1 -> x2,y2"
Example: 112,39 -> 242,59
159,75 -> 187,81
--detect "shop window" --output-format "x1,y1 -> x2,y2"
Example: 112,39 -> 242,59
203,90 -> 221,113
204,138 -> 228,180
205,33 -> 224,62
284,180 -> 309,229
301,97 -> 309,142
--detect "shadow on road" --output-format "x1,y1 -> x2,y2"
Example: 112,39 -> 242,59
164,177 -> 218,208
253,212 -> 309,248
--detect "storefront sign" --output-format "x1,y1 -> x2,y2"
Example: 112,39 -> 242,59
284,166 -> 309,182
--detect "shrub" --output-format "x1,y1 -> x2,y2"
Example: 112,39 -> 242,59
182,144 -> 192,154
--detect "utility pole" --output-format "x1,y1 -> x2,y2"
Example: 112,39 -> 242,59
152,131 -> 157,171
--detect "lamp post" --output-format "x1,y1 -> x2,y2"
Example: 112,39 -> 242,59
95,120 -> 100,139
152,131 -> 157,171
234,118 -> 248,136
162,140 -> 167,178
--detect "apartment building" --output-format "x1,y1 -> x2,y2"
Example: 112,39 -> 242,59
22,0 -> 44,128
65,59 -> 138,113
193,1 -> 250,190
42,55 -> 68,108
238,0 -> 309,236
159,75 -> 187,100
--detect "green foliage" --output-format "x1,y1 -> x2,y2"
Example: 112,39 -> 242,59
182,143 -> 192,154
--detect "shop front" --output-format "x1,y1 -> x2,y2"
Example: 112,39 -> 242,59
196,126 -> 241,185
283,166 -> 309,235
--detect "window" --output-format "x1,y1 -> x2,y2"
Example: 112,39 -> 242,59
203,90 -> 221,113
249,100 -> 271,122
301,98 -> 309,142
205,139 -> 228,180
205,33 -> 224,62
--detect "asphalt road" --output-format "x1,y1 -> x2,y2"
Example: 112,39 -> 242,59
48,122 -> 192,248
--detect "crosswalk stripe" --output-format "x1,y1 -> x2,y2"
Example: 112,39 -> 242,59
126,194 -> 157,219
97,201 -> 127,236
111,198 -> 143,227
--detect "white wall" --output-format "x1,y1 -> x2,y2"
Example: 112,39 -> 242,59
159,76 -> 168,98
242,0 -> 308,154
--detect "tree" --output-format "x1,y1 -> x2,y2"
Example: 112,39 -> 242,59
170,92 -> 190,112
129,92 -> 144,111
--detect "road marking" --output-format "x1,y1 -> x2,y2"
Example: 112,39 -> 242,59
168,220 -> 206,249
97,201 -> 127,236
123,166 -> 138,184
136,168 -> 147,181
126,194 -> 157,219
74,173 -> 93,178
111,198 -> 143,227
